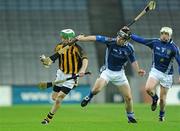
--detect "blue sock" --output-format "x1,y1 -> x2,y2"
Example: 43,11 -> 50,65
127,112 -> 135,118
88,91 -> 94,99
159,111 -> 165,118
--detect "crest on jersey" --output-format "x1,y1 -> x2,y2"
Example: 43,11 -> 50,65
161,47 -> 166,53
160,58 -> 164,62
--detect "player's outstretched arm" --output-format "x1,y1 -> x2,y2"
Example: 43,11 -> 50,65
121,26 -> 154,47
130,34 -> 153,45
76,35 -> 96,42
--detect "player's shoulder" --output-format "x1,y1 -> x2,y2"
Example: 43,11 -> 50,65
74,43 -> 81,48
170,39 -> 177,46
150,38 -> 163,46
126,42 -> 133,46
73,43 -> 85,51
126,42 -> 135,51
169,40 -> 179,50
54,43 -> 63,52
150,38 -> 160,42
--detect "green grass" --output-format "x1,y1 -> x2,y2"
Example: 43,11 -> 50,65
0,104 -> 180,131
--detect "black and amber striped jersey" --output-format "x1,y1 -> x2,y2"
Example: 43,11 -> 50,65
54,43 -> 88,74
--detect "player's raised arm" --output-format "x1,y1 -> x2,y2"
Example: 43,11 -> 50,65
120,26 -> 155,48
76,34 -> 116,44
76,35 -> 96,42
131,34 -> 154,45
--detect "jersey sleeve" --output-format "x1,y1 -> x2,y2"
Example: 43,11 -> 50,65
128,44 -> 136,63
48,44 -> 62,62
131,34 -> 155,49
54,44 -> 63,52
96,35 -> 115,45
174,45 -> 180,75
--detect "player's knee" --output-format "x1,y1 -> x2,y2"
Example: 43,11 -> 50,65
124,95 -> 132,103
145,88 -> 152,94
55,94 -> 65,103
55,96 -> 64,105
52,95 -> 57,101
58,94 -> 65,99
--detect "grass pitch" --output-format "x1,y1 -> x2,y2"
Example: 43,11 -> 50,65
0,104 -> 180,131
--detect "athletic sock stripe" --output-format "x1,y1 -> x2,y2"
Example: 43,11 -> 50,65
49,112 -> 54,115
47,113 -> 54,119
47,114 -> 53,119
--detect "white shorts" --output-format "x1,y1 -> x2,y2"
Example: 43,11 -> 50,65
55,69 -> 76,89
100,68 -> 129,86
149,68 -> 173,88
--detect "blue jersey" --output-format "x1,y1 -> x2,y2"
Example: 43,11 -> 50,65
131,34 -> 180,75
96,35 -> 136,71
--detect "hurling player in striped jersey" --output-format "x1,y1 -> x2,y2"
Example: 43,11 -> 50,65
40,29 -> 88,125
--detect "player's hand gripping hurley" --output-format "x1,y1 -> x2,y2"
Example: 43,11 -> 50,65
127,0 -> 156,27
38,71 -> 91,89
40,38 -> 78,68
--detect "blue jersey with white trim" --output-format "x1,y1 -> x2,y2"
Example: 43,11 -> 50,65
96,35 -> 136,71
131,34 -> 180,75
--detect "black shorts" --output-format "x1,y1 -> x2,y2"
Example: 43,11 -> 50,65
53,85 -> 71,94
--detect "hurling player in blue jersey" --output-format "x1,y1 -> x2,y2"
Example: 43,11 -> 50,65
76,29 -> 146,123
123,26 -> 180,121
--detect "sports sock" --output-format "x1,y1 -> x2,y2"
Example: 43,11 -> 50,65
88,91 -> 94,99
159,110 -> 165,118
45,112 -> 54,122
127,112 -> 135,118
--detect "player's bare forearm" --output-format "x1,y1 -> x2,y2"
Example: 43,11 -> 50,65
131,61 -> 140,72
79,58 -> 88,76
80,58 -> 88,72
131,61 -> 146,76
76,35 -> 96,42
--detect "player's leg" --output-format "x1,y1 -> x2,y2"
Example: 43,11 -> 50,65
158,74 -> 172,121
81,77 -> 108,107
41,69 -> 75,124
112,69 -> 136,123
81,68 -> 109,107
41,86 -> 71,125
118,83 -> 137,123
145,76 -> 159,111
50,91 -> 67,113
159,85 -> 169,121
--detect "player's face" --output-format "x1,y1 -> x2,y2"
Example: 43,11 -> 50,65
160,32 -> 170,42
60,37 -> 71,44
116,36 -> 126,46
